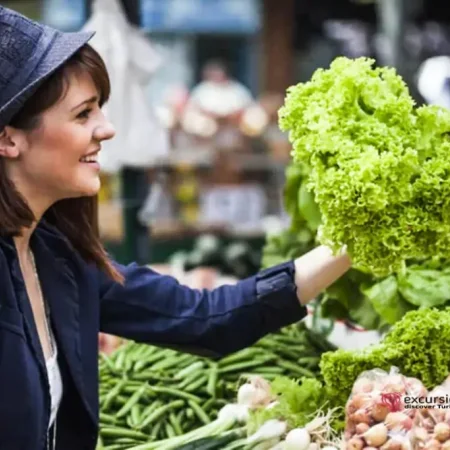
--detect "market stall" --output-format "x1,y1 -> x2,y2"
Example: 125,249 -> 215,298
96,54 -> 450,449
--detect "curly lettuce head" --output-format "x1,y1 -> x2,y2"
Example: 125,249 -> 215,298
279,56 -> 450,276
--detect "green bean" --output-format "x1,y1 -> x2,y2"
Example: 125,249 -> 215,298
206,363 -> 218,398
138,399 -> 184,430
147,386 -> 202,403
103,379 -> 127,410
174,361 -> 205,380
184,374 -> 208,393
100,427 -> 148,440
218,357 -> 276,374
187,400 -> 211,425
116,384 -> 148,419
169,412 -> 183,435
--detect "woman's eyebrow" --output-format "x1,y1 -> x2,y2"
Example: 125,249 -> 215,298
71,96 -> 98,111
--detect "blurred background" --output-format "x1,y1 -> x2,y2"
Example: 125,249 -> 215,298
3,0 -> 450,293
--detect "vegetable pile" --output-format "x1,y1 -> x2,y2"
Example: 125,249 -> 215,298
97,322 -> 335,448
262,145 -> 450,332
243,307 -> 450,437
344,368 -> 426,449
411,377 -> 450,450
320,307 -> 450,407
279,56 -> 450,277
96,307 -> 450,449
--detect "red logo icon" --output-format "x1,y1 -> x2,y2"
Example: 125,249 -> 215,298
380,392 -> 403,412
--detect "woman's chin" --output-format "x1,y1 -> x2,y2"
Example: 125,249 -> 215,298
70,178 -> 101,198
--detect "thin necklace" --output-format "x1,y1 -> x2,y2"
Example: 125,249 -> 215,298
29,249 -> 54,357
29,249 -> 57,450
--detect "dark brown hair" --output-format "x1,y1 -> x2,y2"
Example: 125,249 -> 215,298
0,44 -> 124,283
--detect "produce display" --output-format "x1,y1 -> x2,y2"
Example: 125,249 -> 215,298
96,57 -> 450,449
97,322 -> 335,449
344,368 -> 425,448
97,308 -> 450,449
321,307 -> 450,400
280,56 -> 450,276
262,126 -> 450,332
411,378 -> 450,450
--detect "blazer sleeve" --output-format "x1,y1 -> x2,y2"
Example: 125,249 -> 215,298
98,260 -> 307,358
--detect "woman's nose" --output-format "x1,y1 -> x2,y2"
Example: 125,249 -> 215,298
95,120 -> 116,142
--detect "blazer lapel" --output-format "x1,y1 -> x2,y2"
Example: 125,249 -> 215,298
32,235 -> 96,424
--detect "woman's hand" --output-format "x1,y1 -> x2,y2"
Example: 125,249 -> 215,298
294,245 -> 351,305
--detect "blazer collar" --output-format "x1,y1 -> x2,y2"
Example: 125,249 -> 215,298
0,221 -> 96,424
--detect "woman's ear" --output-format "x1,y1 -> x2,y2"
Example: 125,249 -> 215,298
0,126 -> 22,158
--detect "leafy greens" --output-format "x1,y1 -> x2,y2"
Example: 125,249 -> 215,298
279,56 -> 450,277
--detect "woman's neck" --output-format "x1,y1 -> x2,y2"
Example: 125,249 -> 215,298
13,224 -> 37,258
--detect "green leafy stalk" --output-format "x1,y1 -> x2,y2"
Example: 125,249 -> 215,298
280,56 -> 450,277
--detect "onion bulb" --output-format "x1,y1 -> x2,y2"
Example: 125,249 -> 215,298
363,423 -> 388,447
413,427 -> 430,442
425,439 -> 442,450
237,383 -> 259,406
352,409 -> 371,424
385,412 -> 412,431
356,423 -> 370,435
349,394 -> 373,412
371,403 -> 390,422
434,423 -> 450,442
237,377 -> 272,408
354,379 -> 374,394
347,437 -> 365,450
445,412 -> 450,425
380,439 -> 403,450
285,428 -> 311,450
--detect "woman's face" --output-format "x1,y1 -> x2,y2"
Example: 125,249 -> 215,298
3,70 -> 115,212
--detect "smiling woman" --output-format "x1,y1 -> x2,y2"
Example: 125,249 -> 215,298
0,44 -> 122,281
0,6 -> 351,450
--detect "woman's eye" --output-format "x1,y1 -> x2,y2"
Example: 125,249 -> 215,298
77,108 -> 92,120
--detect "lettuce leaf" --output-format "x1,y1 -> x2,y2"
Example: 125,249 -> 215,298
362,276 -> 413,325
397,266 -> 450,307
279,57 -> 450,277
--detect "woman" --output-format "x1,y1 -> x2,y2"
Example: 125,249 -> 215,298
0,6 -> 351,450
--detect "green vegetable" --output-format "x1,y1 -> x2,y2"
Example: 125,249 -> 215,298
97,323 -> 333,448
397,264 -> 450,307
320,307 -> 450,414
247,307 -> 450,436
362,275 -> 413,325
248,376 -> 343,435
279,56 -> 450,277
174,433 -> 241,450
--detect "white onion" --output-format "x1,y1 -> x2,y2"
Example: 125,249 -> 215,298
247,420 -> 288,446
237,383 -> 259,406
285,427 -> 311,450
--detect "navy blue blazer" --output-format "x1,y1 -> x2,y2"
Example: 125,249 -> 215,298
0,221 -> 306,450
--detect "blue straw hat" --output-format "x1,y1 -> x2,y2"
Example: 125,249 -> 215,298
0,6 -> 95,129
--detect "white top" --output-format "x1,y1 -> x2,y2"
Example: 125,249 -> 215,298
46,329 -> 63,430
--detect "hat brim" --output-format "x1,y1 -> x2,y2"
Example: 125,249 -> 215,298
0,30 -> 95,129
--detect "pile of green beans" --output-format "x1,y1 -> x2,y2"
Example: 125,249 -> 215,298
97,322 -> 335,449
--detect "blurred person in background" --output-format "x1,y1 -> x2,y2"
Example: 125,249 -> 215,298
188,59 -> 254,118
0,6 -> 351,450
